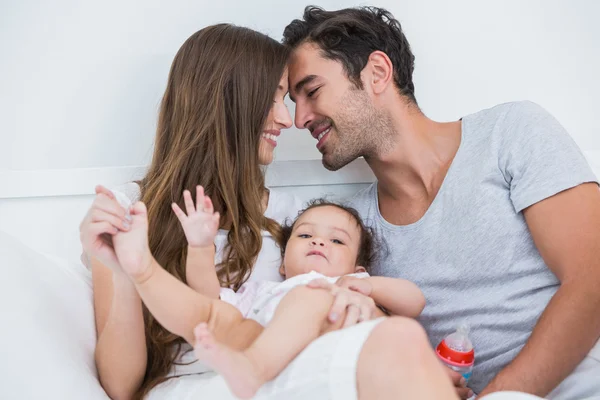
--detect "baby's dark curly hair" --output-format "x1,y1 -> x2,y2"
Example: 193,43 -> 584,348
279,199 -> 379,272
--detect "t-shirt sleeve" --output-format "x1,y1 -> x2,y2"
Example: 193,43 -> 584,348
498,101 -> 598,213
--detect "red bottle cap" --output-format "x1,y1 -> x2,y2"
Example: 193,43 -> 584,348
436,339 -> 474,366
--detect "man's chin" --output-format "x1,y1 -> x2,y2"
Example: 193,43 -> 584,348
322,159 -> 338,171
322,154 -> 353,171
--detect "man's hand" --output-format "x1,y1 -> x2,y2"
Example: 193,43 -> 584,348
307,278 -> 378,327
445,368 -> 474,399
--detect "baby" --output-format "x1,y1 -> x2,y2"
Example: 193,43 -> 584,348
110,188 -> 425,399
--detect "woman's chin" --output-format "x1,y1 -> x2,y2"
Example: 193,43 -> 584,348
258,154 -> 274,166
258,144 -> 275,165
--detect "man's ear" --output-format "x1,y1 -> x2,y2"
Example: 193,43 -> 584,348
355,265 -> 366,273
366,50 -> 393,95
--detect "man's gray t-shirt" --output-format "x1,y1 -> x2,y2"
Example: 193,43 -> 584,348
348,101 -> 598,393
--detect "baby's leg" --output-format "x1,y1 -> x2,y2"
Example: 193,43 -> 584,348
207,300 -> 264,350
193,285 -> 341,399
132,257 -> 265,348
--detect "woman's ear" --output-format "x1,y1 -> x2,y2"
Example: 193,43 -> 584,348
355,265 -> 366,273
279,263 -> 286,277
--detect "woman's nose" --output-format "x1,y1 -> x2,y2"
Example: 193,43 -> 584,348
275,103 -> 293,129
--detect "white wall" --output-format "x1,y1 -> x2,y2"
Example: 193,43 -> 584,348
1,0 -> 599,171
0,159 -> 375,262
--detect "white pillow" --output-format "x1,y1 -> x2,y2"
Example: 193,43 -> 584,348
0,230 -> 109,400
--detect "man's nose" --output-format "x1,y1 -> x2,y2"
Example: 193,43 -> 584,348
294,102 -> 313,130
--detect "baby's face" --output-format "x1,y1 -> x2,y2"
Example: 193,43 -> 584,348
281,206 -> 363,279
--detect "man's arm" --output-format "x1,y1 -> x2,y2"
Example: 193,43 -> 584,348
186,245 -> 221,299
479,183 -> 600,397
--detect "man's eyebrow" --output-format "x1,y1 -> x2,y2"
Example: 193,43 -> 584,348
289,75 -> 318,102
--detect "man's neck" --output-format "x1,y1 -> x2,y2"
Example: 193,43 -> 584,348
365,105 -> 462,204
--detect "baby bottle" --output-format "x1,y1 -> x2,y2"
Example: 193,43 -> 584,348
436,324 -> 475,383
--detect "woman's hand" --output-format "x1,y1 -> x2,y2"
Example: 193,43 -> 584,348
79,185 -> 130,274
307,278 -> 378,328
171,186 -> 220,248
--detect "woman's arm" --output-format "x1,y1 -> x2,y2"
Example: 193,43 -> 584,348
79,185 -> 147,400
92,258 -> 147,400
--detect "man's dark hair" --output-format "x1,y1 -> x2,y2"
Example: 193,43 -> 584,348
279,198 -> 379,271
283,5 -> 417,104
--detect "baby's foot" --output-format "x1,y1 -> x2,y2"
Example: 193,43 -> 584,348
194,323 -> 263,399
112,201 -> 152,282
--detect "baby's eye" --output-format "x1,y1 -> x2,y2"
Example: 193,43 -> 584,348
298,234 -> 311,239
331,239 -> 344,245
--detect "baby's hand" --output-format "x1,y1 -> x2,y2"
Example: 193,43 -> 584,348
172,186 -> 220,248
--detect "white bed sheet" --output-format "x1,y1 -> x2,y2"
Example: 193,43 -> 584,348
1,154 -> 598,399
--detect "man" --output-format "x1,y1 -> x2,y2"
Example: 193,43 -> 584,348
284,6 -> 600,399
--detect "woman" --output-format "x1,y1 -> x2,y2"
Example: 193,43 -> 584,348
80,24 -> 460,399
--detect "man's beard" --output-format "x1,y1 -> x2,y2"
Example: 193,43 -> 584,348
322,94 -> 393,171
322,124 -> 363,171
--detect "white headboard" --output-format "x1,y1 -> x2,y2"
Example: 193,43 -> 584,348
2,152 -> 598,265
0,159 -> 375,264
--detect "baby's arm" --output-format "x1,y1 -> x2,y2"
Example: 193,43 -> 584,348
172,186 -> 221,299
134,257 -> 215,344
186,246 -> 220,299
338,275 -> 426,318
367,276 -> 425,317
113,201 -> 254,347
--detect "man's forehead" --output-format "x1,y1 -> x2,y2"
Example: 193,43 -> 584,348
288,43 -> 327,84
290,42 -> 322,62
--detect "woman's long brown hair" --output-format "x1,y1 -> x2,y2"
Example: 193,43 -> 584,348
134,24 -> 289,398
